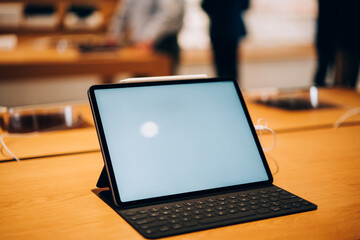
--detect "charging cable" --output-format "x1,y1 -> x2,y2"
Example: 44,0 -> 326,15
254,118 -> 279,175
334,107 -> 360,128
255,118 -> 276,152
0,133 -> 39,162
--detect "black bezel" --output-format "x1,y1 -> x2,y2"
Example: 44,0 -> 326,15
88,78 -> 273,207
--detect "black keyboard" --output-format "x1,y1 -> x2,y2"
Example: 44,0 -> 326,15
101,185 -> 317,239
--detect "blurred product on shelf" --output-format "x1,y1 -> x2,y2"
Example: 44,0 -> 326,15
64,4 -> 103,31
22,4 -> 59,29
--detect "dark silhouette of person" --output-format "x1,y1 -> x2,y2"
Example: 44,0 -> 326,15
202,0 -> 249,81
314,0 -> 359,88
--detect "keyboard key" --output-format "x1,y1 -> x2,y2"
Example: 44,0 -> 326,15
150,207 -> 161,212
159,226 -> 170,232
228,209 -> 239,214
250,205 -> 260,210
279,194 -> 297,200
149,212 -> 159,217
217,196 -> 226,201
147,221 -> 167,228
141,221 -> 166,229
135,218 -> 155,225
182,212 -> 191,217
216,206 -> 226,211
260,203 -> 270,208
199,211 -> 256,224
124,211 -> 136,216
172,224 -> 182,229
205,208 -> 214,212
269,197 -> 279,201
270,206 -> 281,211
137,209 -> 148,214
292,203 -> 302,208
281,204 -> 291,209
130,214 -> 147,221
158,216 -> 168,221
144,229 -> 155,235
193,210 -> 203,215
205,213 -> 216,218
185,206 -> 194,211
239,207 -> 249,212
169,219 -> 179,224
173,208 -> 183,213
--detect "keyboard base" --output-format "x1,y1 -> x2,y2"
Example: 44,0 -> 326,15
98,185 -> 317,239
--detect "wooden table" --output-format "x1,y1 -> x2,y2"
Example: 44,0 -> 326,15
1,125 -> 359,239
245,88 -> 360,133
0,47 -> 172,83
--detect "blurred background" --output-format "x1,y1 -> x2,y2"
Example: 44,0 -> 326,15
0,0 -> 358,108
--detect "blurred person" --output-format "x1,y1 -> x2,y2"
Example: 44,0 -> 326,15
314,0 -> 359,88
202,0 -> 249,81
108,0 -> 185,74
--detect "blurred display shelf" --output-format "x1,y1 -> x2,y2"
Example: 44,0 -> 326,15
0,0 -> 118,34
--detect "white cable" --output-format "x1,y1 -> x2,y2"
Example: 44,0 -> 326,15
255,118 -> 276,152
0,133 -> 40,162
334,107 -> 360,128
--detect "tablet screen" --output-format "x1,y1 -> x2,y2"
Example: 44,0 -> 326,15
94,81 -> 269,202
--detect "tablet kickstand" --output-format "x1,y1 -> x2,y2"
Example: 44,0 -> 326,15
96,166 -> 110,188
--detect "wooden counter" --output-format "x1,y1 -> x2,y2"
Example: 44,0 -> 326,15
0,47 -> 172,83
0,126 -> 359,239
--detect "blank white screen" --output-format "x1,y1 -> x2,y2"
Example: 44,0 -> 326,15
95,81 -> 268,202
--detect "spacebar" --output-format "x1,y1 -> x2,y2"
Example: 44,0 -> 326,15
199,211 -> 256,225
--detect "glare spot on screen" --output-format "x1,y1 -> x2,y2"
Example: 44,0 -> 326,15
140,121 -> 159,138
